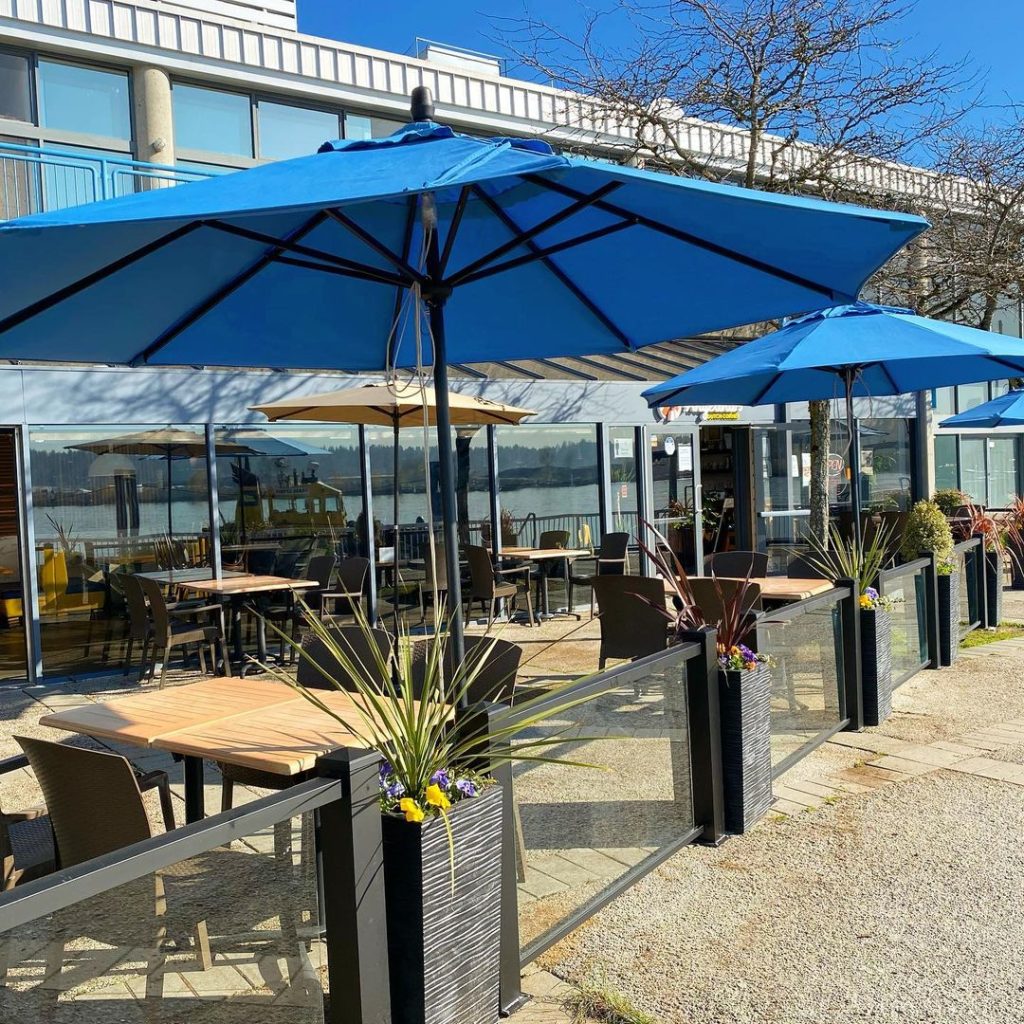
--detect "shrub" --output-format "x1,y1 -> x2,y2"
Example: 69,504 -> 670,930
931,488 -> 968,516
901,500 -> 954,565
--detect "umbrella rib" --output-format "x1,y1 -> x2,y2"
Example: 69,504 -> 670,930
388,197 -> 419,368
0,221 -> 202,339
446,181 -> 624,286
469,185 -> 634,350
524,175 -> 843,300
455,221 -> 635,287
134,211 -> 329,366
438,187 -> 471,276
324,208 -> 426,286
272,255 -> 406,288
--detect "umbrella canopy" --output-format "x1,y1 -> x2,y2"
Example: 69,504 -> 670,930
643,302 -> 1024,544
939,389 -> 1024,429
0,90 -> 927,655
251,382 -> 535,427
218,430 -> 330,457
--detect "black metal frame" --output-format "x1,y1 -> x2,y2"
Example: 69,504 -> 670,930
954,536 -> 984,636
878,557 -> 932,688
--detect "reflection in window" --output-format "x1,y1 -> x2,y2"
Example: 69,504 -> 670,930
28,425 -> 211,675
0,52 -> 31,123
343,113 -> 402,141
858,418 -> 912,511
38,61 -> 130,139
173,83 -> 253,157
959,437 -> 986,504
987,438 -> 1018,508
258,101 -> 340,160
956,382 -> 989,414
933,435 -> 958,493
932,387 -> 955,418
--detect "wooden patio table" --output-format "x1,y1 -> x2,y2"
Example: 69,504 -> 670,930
500,546 -> 591,618
669,576 -> 834,605
39,676 -> 444,823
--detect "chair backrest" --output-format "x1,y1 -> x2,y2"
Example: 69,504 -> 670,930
598,532 -> 630,574
539,530 -> 569,550
787,555 -> 826,580
137,575 -> 171,635
305,553 -> 337,590
296,625 -> 393,691
274,542 -> 313,579
704,550 -> 769,579
123,574 -> 151,641
592,575 -> 668,663
688,577 -> 762,627
407,635 -> 523,704
479,522 -> 493,548
16,736 -> 151,869
337,556 -> 370,593
247,548 -> 278,575
466,545 -> 495,596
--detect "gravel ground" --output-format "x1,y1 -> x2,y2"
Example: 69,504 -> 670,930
537,615 -> 1024,1024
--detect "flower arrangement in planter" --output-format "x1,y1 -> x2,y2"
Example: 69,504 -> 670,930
954,503 -> 1022,627
639,524 -> 773,834
267,602 -> 601,1024
1005,495 -> 1024,590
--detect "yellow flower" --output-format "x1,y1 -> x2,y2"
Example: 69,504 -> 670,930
859,595 -> 873,609
400,797 -> 425,823
425,784 -> 451,810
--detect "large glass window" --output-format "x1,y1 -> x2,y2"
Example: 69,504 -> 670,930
258,100 -> 340,160
0,51 -> 31,123
608,427 -> 638,535
959,437 -> 987,504
37,60 -> 130,140
986,438 -> 1018,508
933,434 -> 958,493
29,425 -> 211,675
173,83 -> 253,157
932,387 -> 955,418
956,382 -> 990,414
859,418 -> 912,511
343,113 -> 403,140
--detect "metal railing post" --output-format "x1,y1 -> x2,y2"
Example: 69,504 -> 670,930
838,578 -> 863,731
453,701 -> 526,1016
316,747 -> 392,1024
678,628 -> 725,845
922,550 -> 940,669
973,532 -> 989,629
357,425 -> 378,623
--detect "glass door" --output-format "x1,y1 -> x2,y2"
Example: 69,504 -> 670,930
0,430 -> 28,680
649,428 -> 699,574
753,426 -> 815,572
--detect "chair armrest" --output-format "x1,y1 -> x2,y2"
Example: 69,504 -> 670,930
0,805 -> 46,824
322,589 -> 360,600
135,769 -> 176,831
169,602 -> 221,618
0,753 -> 29,776
495,565 -> 531,578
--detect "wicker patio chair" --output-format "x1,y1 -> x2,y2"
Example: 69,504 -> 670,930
592,575 -> 669,670
787,555 -> 827,579
568,532 -> 630,617
406,635 -> 523,704
466,544 -> 535,626
321,556 -> 370,622
1,753 -> 55,892
703,550 -> 769,578
688,577 -> 763,623
262,553 -> 337,660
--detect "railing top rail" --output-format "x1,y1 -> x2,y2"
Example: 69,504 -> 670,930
757,582 -> 852,624
953,537 -> 982,554
501,640 -> 701,725
0,776 -> 340,934
880,556 -> 931,583
0,140 -> 213,177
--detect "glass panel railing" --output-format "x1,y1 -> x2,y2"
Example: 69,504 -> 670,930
756,593 -> 845,773
0,810 -> 325,1022
880,561 -> 930,686
510,648 -> 698,960
956,540 -> 982,638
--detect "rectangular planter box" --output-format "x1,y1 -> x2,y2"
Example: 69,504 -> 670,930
718,663 -> 773,834
985,550 -> 1003,628
937,571 -> 961,667
382,785 -> 503,1024
860,607 -> 893,726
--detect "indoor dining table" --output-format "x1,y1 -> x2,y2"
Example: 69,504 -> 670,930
38,676 -> 445,823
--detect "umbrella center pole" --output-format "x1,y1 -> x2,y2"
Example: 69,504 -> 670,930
843,368 -> 864,554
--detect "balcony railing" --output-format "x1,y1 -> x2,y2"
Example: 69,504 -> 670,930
0,142 -> 215,221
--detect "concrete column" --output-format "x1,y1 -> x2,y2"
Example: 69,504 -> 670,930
915,390 -> 935,502
132,65 -> 175,167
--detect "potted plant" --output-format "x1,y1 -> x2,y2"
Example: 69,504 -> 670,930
957,503 -> 1021,627
664,499 -> 695,565
931,488 -> 968,517
273,604 -> 598,1024
640,526 -> 772,834
1005,495 -> 1024,590
900,500 -> 958,666
802,522 -> 896,726
499,506 -> 520,546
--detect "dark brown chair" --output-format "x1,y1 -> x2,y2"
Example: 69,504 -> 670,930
592,575 -> 669,669
0,754 -> 54,892
786,555 -> 827,579
137,575 -> 229,687
407,635 -> 522,703
569,532 -> 630,616
321,556 -> 369,622
14,736 -> 204,992
263,553 -> 337,659
466,544 -> 535,626
704,550 -> 769,578
688,577 -> 763,624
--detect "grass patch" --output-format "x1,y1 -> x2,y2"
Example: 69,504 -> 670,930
960,623 -> 1024,649
565,979 -> 658,1024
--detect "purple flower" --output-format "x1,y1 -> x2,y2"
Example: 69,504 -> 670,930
385,780 -> 406,799
430,768 -> 451,788
379,759 -> 393,783
865,587 -> 879,601
455,779 -> 477,798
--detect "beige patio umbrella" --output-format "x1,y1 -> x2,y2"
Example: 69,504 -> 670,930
251,381 -> 536,620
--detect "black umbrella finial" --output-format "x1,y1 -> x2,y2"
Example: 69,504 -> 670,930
411,86 -> 435,122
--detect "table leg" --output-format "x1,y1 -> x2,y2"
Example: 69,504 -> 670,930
184,756 -> 205,823
230,597 -> 245,671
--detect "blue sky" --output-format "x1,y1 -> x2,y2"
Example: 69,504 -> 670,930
298,1 -> 1024,112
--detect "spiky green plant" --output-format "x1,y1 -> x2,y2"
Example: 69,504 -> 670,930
800,521 -> 894,596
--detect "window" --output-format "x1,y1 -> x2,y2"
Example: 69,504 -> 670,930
956,382 -> 989,413
37,60 -> 130,140
343,113 -> 402,141
987,438 -> 1018,508
0,51 -> 31,123
933,435 -> 958,493
959,437 -> 986,504
258,101 -> 340,160
173,83 -> 253,158
932,387 -> 955,417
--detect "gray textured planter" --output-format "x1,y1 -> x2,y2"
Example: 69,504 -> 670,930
718,664 -> 773,834
382,785 -> 503,1024
937,571 -> 961,667
860,607 -> 893,726
1010,537 -> 1024,590
985,550 -> 1004,628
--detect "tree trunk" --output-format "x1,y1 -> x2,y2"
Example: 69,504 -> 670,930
808,399 -> 831,549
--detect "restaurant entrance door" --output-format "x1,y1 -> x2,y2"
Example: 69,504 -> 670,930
0,430 -> 28,680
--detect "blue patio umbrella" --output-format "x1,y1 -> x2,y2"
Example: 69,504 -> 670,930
643,302 -> 1024,546
0,88 -> 927,653
939,389 -> 1024,429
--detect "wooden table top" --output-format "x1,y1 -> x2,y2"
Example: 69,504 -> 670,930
502,547 -> 591,561
40,677 -> 442,776
178,575 -> 319,596
671,576 -> 834,603
136,568 -> 249,585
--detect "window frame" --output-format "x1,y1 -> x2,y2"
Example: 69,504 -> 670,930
171,78 -> 257,166
253,93 -> 343,163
